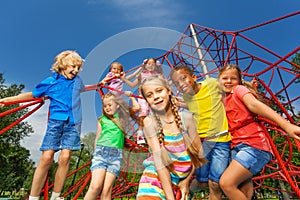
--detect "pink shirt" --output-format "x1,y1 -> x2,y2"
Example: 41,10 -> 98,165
105,72 -> 123,92
224,85 -> 272,153
138,70 -> 160,84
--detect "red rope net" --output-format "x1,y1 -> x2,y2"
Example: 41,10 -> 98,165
158,12 -> 300,198
1,11 -> 299,199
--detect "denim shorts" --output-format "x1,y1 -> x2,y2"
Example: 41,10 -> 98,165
40,119 -> 81,151
90,146 -> 123,176
231,143 -> 272,175
195,141 -> 231,183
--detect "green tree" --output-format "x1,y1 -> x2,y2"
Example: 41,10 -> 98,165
63,132 -> 95,198
291,52 -> 300,83
0,73 -> 35,196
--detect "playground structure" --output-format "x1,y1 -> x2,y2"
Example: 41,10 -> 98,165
1,11 -> 300,199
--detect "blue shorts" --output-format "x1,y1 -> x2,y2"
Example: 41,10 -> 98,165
90,146 -> 123,176
195,141 -> 231,183
40,119 -> 81,151
231,143 -> 272,175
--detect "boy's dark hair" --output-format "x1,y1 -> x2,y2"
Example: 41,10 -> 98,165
169,65 -> 194,78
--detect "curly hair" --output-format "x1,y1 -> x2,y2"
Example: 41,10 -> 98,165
51,50 -> 83,73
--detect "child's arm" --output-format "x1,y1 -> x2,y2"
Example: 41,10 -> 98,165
121,76 -> 139,88
94,120 -> 102,149
124,91 -> 140,113
143,117 -> 175,200
243,93 -> 300,140
178,165 -> 195,200
185,112 -> 204,150
175,96 -> 188,109
0,92 -> 34,108
125,67 -> 142,80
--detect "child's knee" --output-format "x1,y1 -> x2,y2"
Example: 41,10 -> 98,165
40,154 -> 54,166
58,151 -> 72,165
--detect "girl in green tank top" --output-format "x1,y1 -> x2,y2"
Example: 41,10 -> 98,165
84,91 -> 139,200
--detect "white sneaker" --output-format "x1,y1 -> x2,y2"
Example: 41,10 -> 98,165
137,130 -> 146,144
55,198 -> 64,200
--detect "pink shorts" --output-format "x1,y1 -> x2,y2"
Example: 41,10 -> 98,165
138,98 -> 150,117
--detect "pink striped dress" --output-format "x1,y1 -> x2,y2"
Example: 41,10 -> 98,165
137,130 -> 192,199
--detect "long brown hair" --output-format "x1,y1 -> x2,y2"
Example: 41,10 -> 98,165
140,76 -> 206,171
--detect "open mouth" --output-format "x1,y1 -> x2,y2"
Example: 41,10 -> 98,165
154,100 -> 163,105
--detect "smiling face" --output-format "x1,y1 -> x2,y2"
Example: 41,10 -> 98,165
170,69 -> 198,95
218,68 -> 241,95
61,64 -> 81,79
102,96 -> 118,116
141,78 -> 171,113
110,62 -> 123,74
145,58 -> 156,71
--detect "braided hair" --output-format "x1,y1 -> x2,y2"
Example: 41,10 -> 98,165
140,76 -> 206,171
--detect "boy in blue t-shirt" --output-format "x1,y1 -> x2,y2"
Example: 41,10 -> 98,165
0,50 -> 85,200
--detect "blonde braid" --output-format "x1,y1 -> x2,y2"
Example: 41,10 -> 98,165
153,112 -> 164,144
170,95 -> 183,132
170,95 -> 207,168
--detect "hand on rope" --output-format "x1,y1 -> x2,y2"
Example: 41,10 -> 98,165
0,96 -> 47,135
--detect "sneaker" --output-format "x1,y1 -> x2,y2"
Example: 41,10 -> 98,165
136,130 -> 146,144
55,198 -> 64,200
137,135 -> 146,144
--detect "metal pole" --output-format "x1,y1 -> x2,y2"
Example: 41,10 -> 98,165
67,143 -> 85,200
189,24 -> 209,78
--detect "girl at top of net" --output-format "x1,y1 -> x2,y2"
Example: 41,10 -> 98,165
121,58 -> 164,145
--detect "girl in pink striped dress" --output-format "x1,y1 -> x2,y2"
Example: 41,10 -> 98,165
137,76 -> 206,200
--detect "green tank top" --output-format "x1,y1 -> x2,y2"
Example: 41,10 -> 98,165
96,114 -> 124,149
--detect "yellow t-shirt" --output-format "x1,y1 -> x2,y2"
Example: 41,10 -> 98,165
183,78 -> 231,142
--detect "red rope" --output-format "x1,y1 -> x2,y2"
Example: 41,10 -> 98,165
0,97 -> 46,135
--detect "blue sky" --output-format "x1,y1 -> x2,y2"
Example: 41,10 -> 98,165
1,1 -> 300,163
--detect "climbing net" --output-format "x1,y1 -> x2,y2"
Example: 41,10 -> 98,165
159,11 -> 300,199
0,11 -> 299,200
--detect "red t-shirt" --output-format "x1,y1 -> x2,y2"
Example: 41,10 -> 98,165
224,85 -> 272,153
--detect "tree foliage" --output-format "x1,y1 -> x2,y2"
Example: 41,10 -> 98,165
291,52 -> 300,84
0,73 -> 35,195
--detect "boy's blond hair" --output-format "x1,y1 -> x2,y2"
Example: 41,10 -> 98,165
51,50 -> 83,73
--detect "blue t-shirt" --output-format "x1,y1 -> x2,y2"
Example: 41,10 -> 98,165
32,73 -> 85,124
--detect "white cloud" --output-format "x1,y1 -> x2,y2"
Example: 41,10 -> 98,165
88,0 -> 190,27
21,101 -> 50,164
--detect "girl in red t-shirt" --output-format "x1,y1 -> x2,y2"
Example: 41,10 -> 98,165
218,64 -> 300,200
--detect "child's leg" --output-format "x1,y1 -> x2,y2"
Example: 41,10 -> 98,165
84,169 -> 106,200
30,150 -> 55,197
239,178 -> 253,200
219,160 -> 252,200
52,149 -> 72,193
101,172 -> 117,200
208,180 -> 223,200
137,116 -> 146,144
207,142 -> 231,200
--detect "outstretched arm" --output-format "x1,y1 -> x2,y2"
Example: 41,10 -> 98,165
121,76 -> 139,88
243,93 -> 300,140
124,91 -> 140,113
125,67 -> 142,80
0,92 -> 34,108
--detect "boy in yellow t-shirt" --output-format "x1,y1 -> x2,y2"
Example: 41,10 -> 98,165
170,65 -> 231,200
